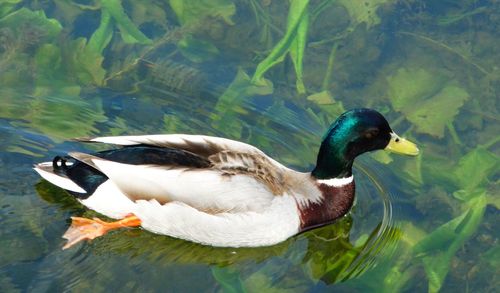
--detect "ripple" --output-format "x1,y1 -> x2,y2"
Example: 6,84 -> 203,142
339,161 -> 401,280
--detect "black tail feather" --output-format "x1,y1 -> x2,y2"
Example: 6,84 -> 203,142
52,156 -> 74,174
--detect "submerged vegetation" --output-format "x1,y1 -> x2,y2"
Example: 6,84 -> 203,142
0,0 -> 498,292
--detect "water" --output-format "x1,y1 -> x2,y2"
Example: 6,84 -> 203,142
1,1 -> 498,292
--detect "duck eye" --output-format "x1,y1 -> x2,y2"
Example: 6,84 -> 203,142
363,129 -> 379,139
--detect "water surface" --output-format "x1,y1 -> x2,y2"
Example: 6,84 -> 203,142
0,1 -> 498,292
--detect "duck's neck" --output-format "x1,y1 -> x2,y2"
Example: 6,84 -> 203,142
311,142 -> 353,179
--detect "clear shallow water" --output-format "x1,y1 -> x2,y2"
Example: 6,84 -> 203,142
1,1 -> 498,292
0,93 -> 399,292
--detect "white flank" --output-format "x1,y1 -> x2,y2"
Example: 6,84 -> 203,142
316,175 -> 353,187
89,158 -> 275,213
33,164 -> 86,194
132,194 -> 301,247
80,181 -> 135,219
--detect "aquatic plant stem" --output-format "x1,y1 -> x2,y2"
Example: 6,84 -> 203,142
247,0 -> 284,35
446,121 -> 462,146
481,135 -> 500,150
308,30 -> 352,48
310,0 -> 335,20
398,31 -> 490,76
437,6 -> 487,26
321,43 -> 338,91
103,31 -> 178,84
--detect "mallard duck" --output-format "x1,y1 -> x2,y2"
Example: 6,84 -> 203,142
34,108 -> 418,249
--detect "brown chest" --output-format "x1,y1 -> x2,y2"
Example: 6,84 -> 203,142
298,181 -> 355,231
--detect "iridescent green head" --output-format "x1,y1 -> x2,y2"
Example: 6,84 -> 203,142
312,108 -> 419,179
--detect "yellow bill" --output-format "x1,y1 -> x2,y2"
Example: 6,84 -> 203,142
385,132 -> 419,156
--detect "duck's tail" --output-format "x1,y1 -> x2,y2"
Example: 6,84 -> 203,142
33,161 -> 87,194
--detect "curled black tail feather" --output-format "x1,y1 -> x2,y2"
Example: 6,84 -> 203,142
53,155 -> 108,200
52,156 -> 73,174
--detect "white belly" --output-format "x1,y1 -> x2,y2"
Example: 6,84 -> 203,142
80,181 -> 301,247
132,194 -> 301,247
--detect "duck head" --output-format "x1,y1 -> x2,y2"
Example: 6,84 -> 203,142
312,108 -> 419,179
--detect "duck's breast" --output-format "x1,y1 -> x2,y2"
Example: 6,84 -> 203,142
298,179 -> 355,231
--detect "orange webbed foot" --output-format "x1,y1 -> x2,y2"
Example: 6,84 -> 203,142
62,215 -> 141,250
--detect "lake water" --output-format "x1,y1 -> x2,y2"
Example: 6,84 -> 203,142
0,1 -> 498,292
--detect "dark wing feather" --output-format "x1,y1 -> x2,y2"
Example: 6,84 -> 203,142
73,134 -> 290,195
